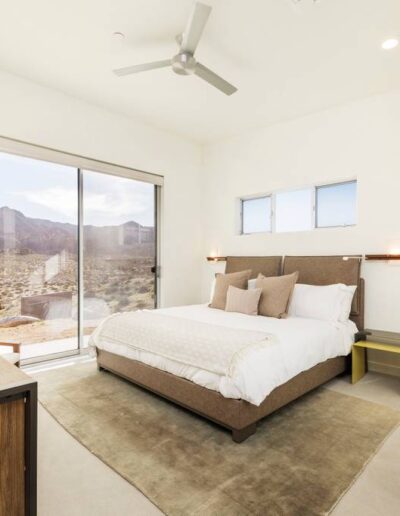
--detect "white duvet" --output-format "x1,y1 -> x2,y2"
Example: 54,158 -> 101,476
90,304 -> 357,406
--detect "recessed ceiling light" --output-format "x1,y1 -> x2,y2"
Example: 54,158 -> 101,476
112,31 -> 125,41
382,38 -> 399,50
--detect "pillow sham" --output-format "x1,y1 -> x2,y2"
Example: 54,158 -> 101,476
288,283 -> 357,322
338,284 -> 357,322
255,271 -> 299,318
209,269 -> 252,310
225,285 -> 262,316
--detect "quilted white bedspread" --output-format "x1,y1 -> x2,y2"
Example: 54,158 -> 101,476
89,310 -> 274,378
89,304 -> 356,405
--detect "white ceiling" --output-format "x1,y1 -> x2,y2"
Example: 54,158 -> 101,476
1,0 -> 400,143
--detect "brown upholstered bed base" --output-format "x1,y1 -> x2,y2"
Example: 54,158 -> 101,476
97,349 -> 347,443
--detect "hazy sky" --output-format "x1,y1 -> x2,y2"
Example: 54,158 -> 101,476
0,152 -> 155,226
316,181 -> 356,227
275,188 -> 314,232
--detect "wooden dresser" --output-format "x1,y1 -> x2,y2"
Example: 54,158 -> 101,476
0,358 -> 37,516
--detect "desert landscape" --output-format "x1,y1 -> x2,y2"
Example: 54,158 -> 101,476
0,206 -> 155,349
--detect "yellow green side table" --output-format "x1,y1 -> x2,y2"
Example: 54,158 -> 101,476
352,340 -> 400,384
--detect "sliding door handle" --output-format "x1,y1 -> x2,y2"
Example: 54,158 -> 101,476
151,265 -> 161,277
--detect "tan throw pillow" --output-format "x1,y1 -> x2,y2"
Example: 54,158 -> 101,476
209,269 -> 252,310
225,285 -> 262,316
256,272 -> 299,318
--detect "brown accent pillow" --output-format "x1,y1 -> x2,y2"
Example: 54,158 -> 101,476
225,285 -> 262,316
256,272 -> 299,318
209,270 -> 252,310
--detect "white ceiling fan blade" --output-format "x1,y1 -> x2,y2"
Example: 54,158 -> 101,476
194,63 -> 237,95
180,2 -> 212,54
113,60 -> 171,76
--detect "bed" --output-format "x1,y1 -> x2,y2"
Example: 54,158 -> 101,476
93,255 -> 364,442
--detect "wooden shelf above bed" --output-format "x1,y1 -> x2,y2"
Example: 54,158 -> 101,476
206,254 -> 400,263
206,256 -> 227,262
365,254 -> 400,261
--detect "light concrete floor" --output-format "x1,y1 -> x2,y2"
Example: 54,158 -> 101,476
37,372 -> 400,516
38,406 -> 162,516
327,372 -> 400,516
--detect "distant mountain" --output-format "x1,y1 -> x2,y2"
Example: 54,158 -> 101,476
0,207 -> 154,255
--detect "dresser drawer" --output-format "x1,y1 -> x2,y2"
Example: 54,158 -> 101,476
0,396 -> 25,516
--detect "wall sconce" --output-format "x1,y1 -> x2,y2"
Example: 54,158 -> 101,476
206,256 -> 227,262
342,256 -> 363,261
342,255 -> 400,262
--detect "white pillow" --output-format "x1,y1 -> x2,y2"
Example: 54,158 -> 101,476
338,284 -> 357,322
248,278 -> 257,289
209,278 -> 216,303
288,283 -> 356,323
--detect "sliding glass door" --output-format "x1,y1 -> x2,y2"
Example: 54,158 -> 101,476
81,171 -> 156,346
0,152 -> 79,361
0,149 -> 159,363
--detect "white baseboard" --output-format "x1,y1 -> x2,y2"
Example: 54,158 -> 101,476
368,360 -> 400,378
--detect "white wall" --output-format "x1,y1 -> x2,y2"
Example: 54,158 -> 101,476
0,70 -> 204,308
202,90 -> 400,333
2,69 -> 400,336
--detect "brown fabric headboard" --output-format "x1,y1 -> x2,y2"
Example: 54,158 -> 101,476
283,256 -> 364,330
225,256 -> 282,279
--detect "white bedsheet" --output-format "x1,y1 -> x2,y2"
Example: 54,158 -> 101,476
92,304 -> 357,406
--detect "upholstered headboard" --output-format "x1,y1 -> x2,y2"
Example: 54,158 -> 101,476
224,255 -> 364,330
283,256 -> 364,330
225,256 -> 282,279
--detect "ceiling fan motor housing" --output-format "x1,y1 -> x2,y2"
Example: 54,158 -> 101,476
172,52 -> 196,75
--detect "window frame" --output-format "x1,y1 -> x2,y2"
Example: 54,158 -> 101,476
240,194 -> 273,235
315,179 -> 357,229
0,135 -> 163,186
0,135 -> 162,365
239,179 -> 357,235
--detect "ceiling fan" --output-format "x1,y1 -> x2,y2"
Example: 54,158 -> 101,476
113,2 -> 237,96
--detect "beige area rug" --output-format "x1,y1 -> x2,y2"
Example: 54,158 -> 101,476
35,362 -> 400,516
